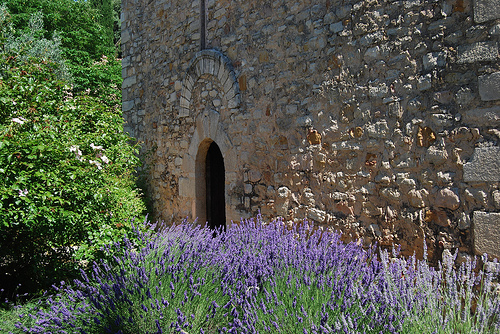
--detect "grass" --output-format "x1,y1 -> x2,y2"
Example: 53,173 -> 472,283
1,216 -> 499,333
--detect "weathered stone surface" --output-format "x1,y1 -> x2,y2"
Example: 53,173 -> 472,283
435,188 -> 460,210
455,87 -> 474,106
491,24 -> 500,35
122,75 -> 137,88
380,187 -> 402,203
307,208 -> 328,223
458,212 -> 471,230
408,189 -> 428,208
363,201 -> 383,217
123,0 -> 500,260
121,28 -> 131,44
178,177 -> 194,198
433,91 -> 453,104
493,190 -> 500,209
417,74 -> 432,91
462,106 -> 500,127
307,129 -> 322,145
286,104 -> 298,115
426,146 -> 449,166
473,211 -> 500,259
248,170 -> 262,183
457,42 -> 498,63
478,72 -> 500,101
430,113 -> 454,128
436,171 -> 454,186
122,100 -> 135,112
464,188 -> 488,207
366,120 -> 389,138
474,0 -> 500,23
464,147 -> 500,182
369,224 -> 382,237
425,209 -> 451,227
416,126 -> 436,147
423,52 -> 446,70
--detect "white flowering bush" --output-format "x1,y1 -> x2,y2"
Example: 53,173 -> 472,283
0,7 -> 145,296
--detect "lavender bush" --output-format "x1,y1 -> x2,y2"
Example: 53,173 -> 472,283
2,216 -> 499,333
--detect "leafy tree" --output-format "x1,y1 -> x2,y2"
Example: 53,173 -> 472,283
112,0 -> 121,55
0,6 -> 145,297
2,0 -> 121,93
3,0 -> 112,62
1,10 -> 70,80
89,0 -> 114,52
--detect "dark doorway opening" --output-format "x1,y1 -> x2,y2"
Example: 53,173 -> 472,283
205,142 -> 226,231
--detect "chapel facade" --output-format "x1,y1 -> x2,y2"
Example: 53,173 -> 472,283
121,0 -> 500,262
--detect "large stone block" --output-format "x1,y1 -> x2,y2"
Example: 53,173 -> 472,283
122,100 -> 135,112
122,75 -> 137,88
457,42 -> 498,63
473,211 -> 500,259
121,28 -> 131,44
463,105 -> 500,127
463,147 -> 500,182
474,0 -> 500,23
478,71 -> 500,101
121,56 -> 131,68
179,177 -> 195,198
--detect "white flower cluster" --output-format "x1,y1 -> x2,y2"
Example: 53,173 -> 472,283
69,143 -> 111,170
89,143 -> 110,170
90,143 -> 103,150
69,145 -> 83,161
88,159 -> 102,170
11,117 -> 27,124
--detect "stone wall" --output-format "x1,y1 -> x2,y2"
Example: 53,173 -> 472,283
121,0 -> 500,262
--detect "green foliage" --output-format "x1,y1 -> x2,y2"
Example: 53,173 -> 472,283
89,0 -> 114,52
2,0 -> 121,92
112,0 -> 121,54
1,9 -> 70,80
2,0 -> 113,62
0,8 -> 144,296
70,54 -> 122,101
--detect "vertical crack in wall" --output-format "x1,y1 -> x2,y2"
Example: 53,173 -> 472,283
200,0 -> 207,50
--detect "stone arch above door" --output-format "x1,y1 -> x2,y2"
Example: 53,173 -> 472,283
179,49 -> 241,118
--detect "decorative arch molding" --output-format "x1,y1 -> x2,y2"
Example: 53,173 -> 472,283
179,49 -> 241,118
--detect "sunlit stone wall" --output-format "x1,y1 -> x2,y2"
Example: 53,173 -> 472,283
122,0 -> 500,263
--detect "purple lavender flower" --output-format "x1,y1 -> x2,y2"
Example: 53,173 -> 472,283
12,216 -> 500,333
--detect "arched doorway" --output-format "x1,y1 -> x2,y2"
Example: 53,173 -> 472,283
195,139 -> 226,231
206,142 -> 225,230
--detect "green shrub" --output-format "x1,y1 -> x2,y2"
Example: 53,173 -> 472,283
0,26 -> 144,296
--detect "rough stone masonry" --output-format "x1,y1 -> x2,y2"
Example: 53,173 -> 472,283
121,0 -> 500,264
